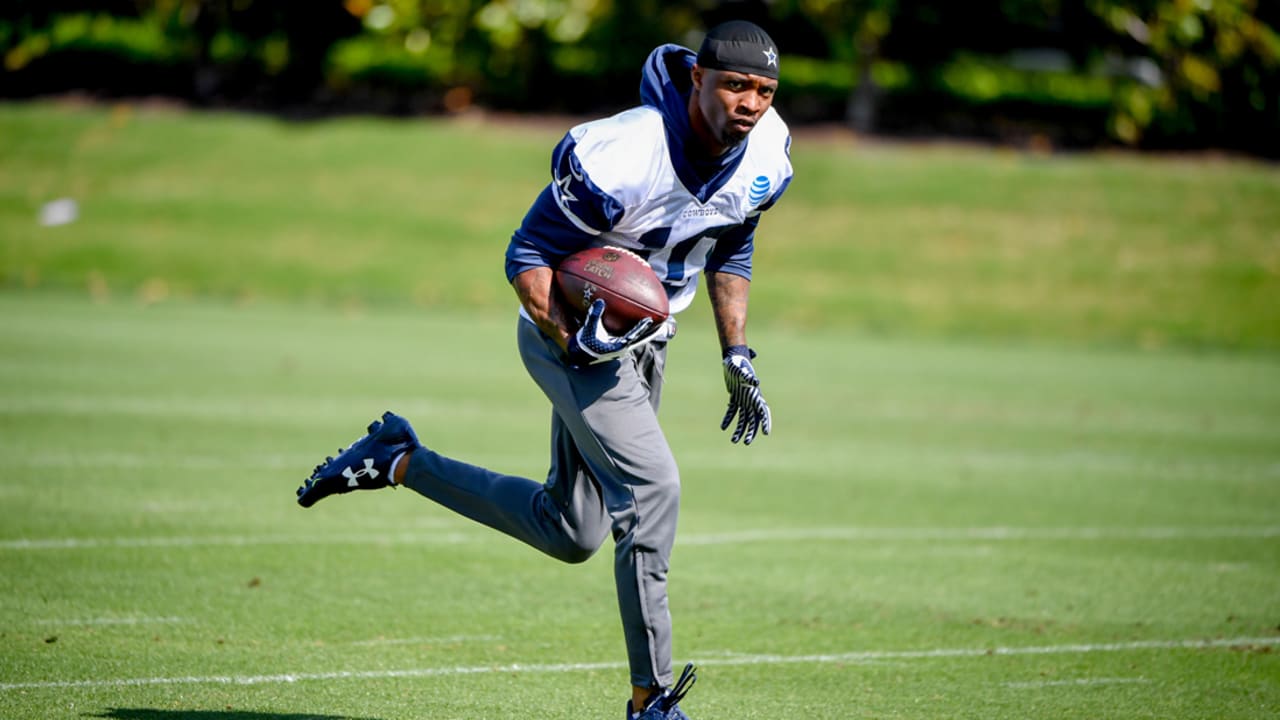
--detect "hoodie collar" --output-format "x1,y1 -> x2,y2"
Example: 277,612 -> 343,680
640,44 -> 749,204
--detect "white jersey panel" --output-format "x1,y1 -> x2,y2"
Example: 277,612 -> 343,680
567,106 -> 791,315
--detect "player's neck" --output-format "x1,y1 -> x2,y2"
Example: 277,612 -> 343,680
686,96 -> 729,157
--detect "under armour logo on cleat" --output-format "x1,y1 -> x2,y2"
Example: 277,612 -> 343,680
343,458 -> 380,487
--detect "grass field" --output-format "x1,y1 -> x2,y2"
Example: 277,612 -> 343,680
1,293 -> 1276,719
2,101 -> 1279,351
1,101 -> 1278,718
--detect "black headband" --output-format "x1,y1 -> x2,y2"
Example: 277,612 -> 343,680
696,20 -> 779,79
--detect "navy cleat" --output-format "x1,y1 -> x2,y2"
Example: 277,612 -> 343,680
296,411 -> 421,508
628,664 -> 696,720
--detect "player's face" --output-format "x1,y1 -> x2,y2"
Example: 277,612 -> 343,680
691,66 -> 777,155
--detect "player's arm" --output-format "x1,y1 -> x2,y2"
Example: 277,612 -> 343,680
705,215 -> 758,351
705,219 -> 771,443
706,270 -> 751,352
512,266 -> 657,367
507,132 -> 626,354
511,266 -> 573,352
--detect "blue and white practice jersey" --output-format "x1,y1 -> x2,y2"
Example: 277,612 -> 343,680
506,43 -> 793,317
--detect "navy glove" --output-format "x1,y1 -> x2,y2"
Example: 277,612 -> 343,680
721,345 -> 771,445
566,299 -> 655,369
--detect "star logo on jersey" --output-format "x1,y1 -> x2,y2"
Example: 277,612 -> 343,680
762,46 -> 778,68
555,171 -> 579,208
554,154 -> 587,215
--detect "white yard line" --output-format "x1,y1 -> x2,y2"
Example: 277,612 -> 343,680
678,525 -> 1280,545
348,634 -> 501,646
1,636 -> 1274,692
32,616 -> 185,626
1004,677 -> 1152,688
13,452 -> 309,471
2,525 -> 1277,551
0,531 -> 475,550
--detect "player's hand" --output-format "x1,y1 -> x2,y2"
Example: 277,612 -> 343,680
566,299 -> 655,369
721,345 -> 771,445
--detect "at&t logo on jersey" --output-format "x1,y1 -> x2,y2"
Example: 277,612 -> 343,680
748,175 -> 771,208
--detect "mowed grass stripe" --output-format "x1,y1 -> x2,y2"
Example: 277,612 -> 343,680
3,636 -> 1275,692
3,525 -> 1277,550
11,446 -> 1279,478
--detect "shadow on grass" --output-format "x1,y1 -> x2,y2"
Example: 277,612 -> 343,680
90,710 -> 381,720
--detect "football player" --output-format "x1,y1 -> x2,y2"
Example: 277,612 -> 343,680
297,20 -> 792,719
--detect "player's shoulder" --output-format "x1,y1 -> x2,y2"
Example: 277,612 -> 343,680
741,108 -> 791,180
569,106 -> 665,157
751,107 -> 791,161
567,107 -> 667,197
739,108 -> 793,214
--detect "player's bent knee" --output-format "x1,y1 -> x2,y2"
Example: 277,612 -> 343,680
634,467 -> 682,529
550,536 -> 603,564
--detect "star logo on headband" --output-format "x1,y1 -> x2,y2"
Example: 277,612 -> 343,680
762,46 -> 778,68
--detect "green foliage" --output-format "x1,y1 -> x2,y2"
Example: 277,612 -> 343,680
3,1 -> 1279,152
328,34 -> 451,90
770,0 -> 1280,151
782,56 -> 899,94
1086,0 -> 1280,148
328,0 -> 480,88
939,54 -> 1113,108
3,12 -> 180,71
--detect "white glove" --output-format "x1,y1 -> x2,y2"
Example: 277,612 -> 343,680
721,345 -> 771,445
566,299 -> 656,368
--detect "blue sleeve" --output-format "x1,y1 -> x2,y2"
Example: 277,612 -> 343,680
504,131 -> 625,282
704,215 -> 759,281
504,184 -> 597,281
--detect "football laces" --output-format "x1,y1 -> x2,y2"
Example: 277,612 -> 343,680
601,245 -> 654,270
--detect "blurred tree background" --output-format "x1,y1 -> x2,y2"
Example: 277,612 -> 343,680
2,0 -> 1278,156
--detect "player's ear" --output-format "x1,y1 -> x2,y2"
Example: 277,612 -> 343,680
691,64 -> 704,91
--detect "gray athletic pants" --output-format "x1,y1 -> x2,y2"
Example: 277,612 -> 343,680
400,316 -> 679,689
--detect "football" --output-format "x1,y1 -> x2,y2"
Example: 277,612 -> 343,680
554,246 -> 669,335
